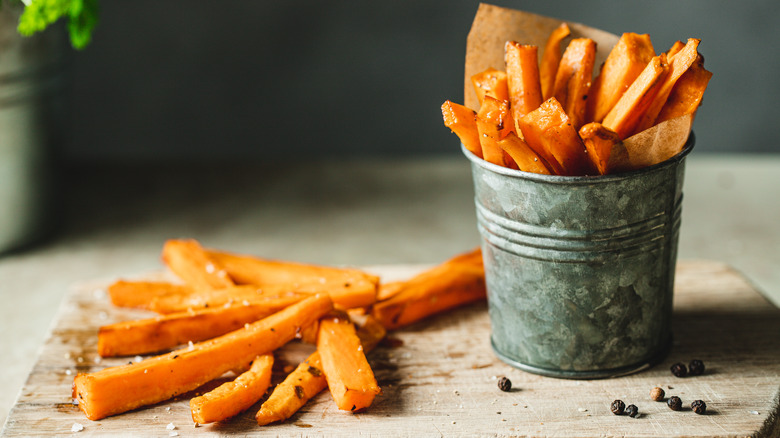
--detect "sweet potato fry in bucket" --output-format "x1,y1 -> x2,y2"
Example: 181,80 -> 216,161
586,32 -> 655,124
475,96 -> 515,166
551,37 -> 597,129
470,68 -> 509,105
579,122 -> 622,175
504,42 -> 543,125
655,55 -> 712,124
602,53 -> 669,139
517,97 -> 594,175
540,22 -> 570,100
637,38 -> 701,132
665,40 -> 686,58
441,100 -> 482,158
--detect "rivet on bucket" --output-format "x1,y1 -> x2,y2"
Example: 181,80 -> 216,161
464,134 -> 694,379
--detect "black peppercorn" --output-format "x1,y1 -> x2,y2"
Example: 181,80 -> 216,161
691,399 -> 707,414
670,362 -> 687,377
688,359 -> 705,376
610,399 -> 626,415
667,396 -> 682,411
625,404 -> 639,417
497,376 -> 512,392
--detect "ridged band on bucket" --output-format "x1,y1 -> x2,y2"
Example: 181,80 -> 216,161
463,134 -> 694,378
476,200 -> 682,263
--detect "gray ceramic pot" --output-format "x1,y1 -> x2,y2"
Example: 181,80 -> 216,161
464,135 -> 694,379
0,4 -> 66,253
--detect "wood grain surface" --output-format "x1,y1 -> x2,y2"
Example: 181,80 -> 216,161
2,260 -> 779,437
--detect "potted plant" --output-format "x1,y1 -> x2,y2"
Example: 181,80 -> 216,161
0,0 -> 98,253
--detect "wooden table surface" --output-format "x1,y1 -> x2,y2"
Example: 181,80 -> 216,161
2,260 -> 779,437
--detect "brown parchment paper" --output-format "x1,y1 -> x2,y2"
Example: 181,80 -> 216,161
464,3 -> 693,172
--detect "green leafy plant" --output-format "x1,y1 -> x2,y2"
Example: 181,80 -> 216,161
9,0 -> 99,49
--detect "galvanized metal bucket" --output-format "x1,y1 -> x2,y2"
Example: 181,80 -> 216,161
464,135 -> 694,379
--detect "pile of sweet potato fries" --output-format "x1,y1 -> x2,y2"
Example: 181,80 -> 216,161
443,24 -> 711,175
73,239 -> 485,426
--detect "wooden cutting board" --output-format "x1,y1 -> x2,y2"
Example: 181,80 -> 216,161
2,260 -> 779,437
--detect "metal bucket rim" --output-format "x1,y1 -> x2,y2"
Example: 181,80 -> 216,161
461,132 -> 695,184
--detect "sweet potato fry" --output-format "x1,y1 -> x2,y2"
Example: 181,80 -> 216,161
162,239 -> 234,289
190,354 -> 274,424
551,38 -> 597,129
665,40 -> 686,58
540,22 -> 570,100
475,96 -> 551,174
98,301 -> 292,357
517,97 -> 594,176
207,250 -> 379,309
475,96 -> 514,167
255,352 -> 327,426
602,54 -> 669,139
317,315 -> 381,412
441,100 -> 482,158
586,33 -> 655,124
255,314 -> 385,425
505,42 -> 543,124
470,68 -> 509,105
73,294 -> 333,420
107,281 -> 192,310
636,38 -> 700,132
498,133 -> 554,174
579,122 -> 622,175
376,281 -> 405,301
148,285 -> 305,314
372,248 -> 487,330
655,55 -> 712,124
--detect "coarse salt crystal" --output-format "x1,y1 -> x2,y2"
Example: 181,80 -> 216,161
242,300 -> 250,306
134,355 -> 143,363
93,289 -> 107,299
169,433 -> 179,437
65,369 -> 72,376
77,357 -> 84,363
188,341 -> 194,350
205,263 -> 215,273
244,323 -> 250,329
750,410 -> 760,415
94,356 -> 102,364
71,423 -> 84,432
98,311 -> 108,320
166,422 -> 176,430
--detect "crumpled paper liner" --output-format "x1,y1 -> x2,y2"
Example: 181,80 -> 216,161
465,3 -> 694,173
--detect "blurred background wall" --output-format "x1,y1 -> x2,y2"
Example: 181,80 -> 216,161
64,0 -> 780,164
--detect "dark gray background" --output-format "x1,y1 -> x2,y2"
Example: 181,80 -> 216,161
64,0 -> 780,164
